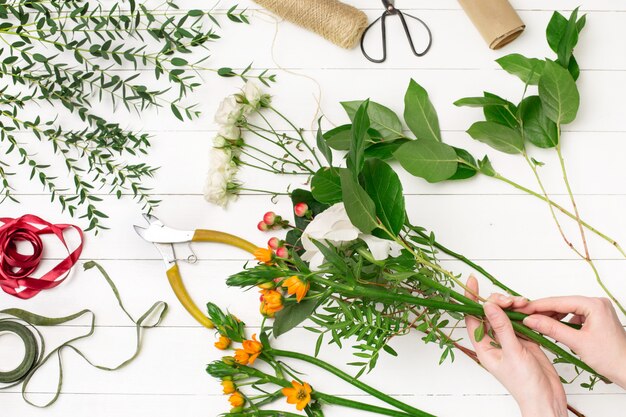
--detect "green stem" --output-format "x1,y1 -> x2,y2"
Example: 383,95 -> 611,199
271,349 -> 433,417
412,228 -> 520,296
314,393 -> 418,417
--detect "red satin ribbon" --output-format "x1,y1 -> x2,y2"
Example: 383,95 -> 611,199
0,215 -> 83,299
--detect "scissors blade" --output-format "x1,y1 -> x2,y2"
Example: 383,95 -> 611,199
143,213 -> 163,226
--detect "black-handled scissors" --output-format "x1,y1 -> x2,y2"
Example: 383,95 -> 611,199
360,0 -> 433,63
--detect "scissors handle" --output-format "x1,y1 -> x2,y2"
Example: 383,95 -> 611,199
192,229 -> 259,254
166,263 -> 215,329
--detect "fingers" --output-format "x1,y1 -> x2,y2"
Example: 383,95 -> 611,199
465,275 -> 479,302
488,293 -> 529,309
465,276 -> 496,354
514,296 -> 596,317
523,314 -> 580,349
484,302 -> 521,354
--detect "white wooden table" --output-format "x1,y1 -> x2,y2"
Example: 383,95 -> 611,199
3,1 -> 626,415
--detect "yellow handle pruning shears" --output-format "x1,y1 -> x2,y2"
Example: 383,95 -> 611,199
134,214 -> 260,329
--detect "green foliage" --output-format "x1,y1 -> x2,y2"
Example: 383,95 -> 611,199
347,99 -> 370,175
341,100 -> 404,140
273,298 -> 320,338
496,53 -> 545,85
403,79 -> 441,142
361,158 -> 405,236
467,121 -> 524,154
538,60 -> 580,125
0,0 -> 273,231
311,167 -> 342,204
519,96 -> 558,148
339,168 -> 378,234
393,139 -> 458,182
207,302 -> 246,343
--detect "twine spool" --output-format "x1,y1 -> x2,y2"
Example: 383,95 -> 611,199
253,0 -> 368,49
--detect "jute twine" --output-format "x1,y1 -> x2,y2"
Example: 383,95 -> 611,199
253,0 -> 368,49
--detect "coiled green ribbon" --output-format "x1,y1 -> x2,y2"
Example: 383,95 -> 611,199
0,261 -> 168,407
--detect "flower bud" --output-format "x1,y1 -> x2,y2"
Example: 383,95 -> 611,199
257,221 -> 269,232
263,211 -> 277,225
276,246 -> 289,259
294,202 -> 309,217
222,356 -> 236,366
267,237 -> 281,250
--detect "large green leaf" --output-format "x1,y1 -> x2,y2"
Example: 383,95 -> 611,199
393,139 -> 457,183
483,92 -> 519,129
496,54 -> 545,85
453,96 -> 511,107
364,138 -> 410,160
315,117 -> 332,165
347,100 -> 370,175
556,8 -> 581,69
341,100 -> 404,140
361,159 -> 405,236
324,124 -> 383,151
403,79 -> 441,142
448,147 -> 478,180
339,169 -> 378,233
273,298 -> 319,337
311,167 -> 342,204
546,9 -> 586,79
467,121 -> 524,154
538,60 -> 579,125
519,96 -> 558,148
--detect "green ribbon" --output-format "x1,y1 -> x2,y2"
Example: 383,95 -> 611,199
0,261 -> 168,408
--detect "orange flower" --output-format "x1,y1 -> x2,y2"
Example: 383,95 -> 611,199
260,289 -> 283,317
253,247 -> 274,264
228,391 -> 245,408
242,334 -> 263,365
221,380 -> 236,394
234,348 -> 251,365
282,380 -> 312,411
214,335 -> 231,350
282,275 -> 310,303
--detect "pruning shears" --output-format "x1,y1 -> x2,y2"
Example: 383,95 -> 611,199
134,214 -> 259,329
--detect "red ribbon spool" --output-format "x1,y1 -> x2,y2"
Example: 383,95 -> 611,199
0,215 -> 83,299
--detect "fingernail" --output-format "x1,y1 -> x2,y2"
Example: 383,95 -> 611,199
483,302 -> 498,318
497,294 -> 513,304
523,316 -> 537,327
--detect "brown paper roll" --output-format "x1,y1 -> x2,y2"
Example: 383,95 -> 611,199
457,0 -> 525,49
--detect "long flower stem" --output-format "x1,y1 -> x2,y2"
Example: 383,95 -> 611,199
411,228 -> 520,296
271,349 -> 433,417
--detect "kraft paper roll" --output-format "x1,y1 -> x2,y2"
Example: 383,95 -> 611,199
253,0 -> 368,49
457,0 -> 525,49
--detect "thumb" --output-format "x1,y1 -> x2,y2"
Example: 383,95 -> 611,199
523,314 -> 580,349
484,302 -> 520,354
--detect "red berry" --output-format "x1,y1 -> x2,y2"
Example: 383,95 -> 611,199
276,246 -> 289,259
257,221 -> 269,232
294,202 -> 308,217
263,211 -> 277,225
268,237 -> 280,250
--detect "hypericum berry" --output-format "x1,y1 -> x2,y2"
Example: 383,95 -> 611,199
294,202 -> 308,217
276,246 -> 289,259
268,237 -> 281,250
257,221 -> 269,232
263,211 -> 277,225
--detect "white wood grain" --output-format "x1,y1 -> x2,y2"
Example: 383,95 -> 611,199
3,1 -> 626,416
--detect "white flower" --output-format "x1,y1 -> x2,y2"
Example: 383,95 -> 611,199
213,135 -> 227,148
218,124 -> 241,140
301,203 -> 403,270
243,81 -> 263,107
214,95 -> 242,126
204,148 -> 238,207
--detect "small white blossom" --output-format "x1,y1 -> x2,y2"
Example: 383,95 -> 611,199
214,95 -> 242,126
301,203 -> 403,270
204,147 -> 238,207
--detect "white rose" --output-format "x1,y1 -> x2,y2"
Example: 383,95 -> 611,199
214,95 -> 242,126
243,81 -> 263,107
301,203 -> 403,270
213,135 -> 227,148
218,124 -> 241,140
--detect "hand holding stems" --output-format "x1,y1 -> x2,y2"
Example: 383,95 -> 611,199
464,276 -> 568,417
517,296 -> 626,389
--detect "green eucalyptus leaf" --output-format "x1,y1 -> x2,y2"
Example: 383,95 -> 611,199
341,100 -> 404,140
347,99 -> 370,175
483,92 -> 519,129
170,57 -> 188,66
403,79 -> 441,142
393,139 -> 457,183
453,96 -> 510,107
467,121 -> 524,154
449,147 -> 478,180
519,96 -> 558,148
538,60 -> 579,125
361,158 -> 405,236
496,53 -> 545,85
273,298 -> 319,338
339,169 -> 378,233
315,117 -> 332,164
311,167 -> 342,204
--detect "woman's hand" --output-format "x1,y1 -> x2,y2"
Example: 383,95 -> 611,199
516,295 -> 626,388
464,276 -> 568,417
